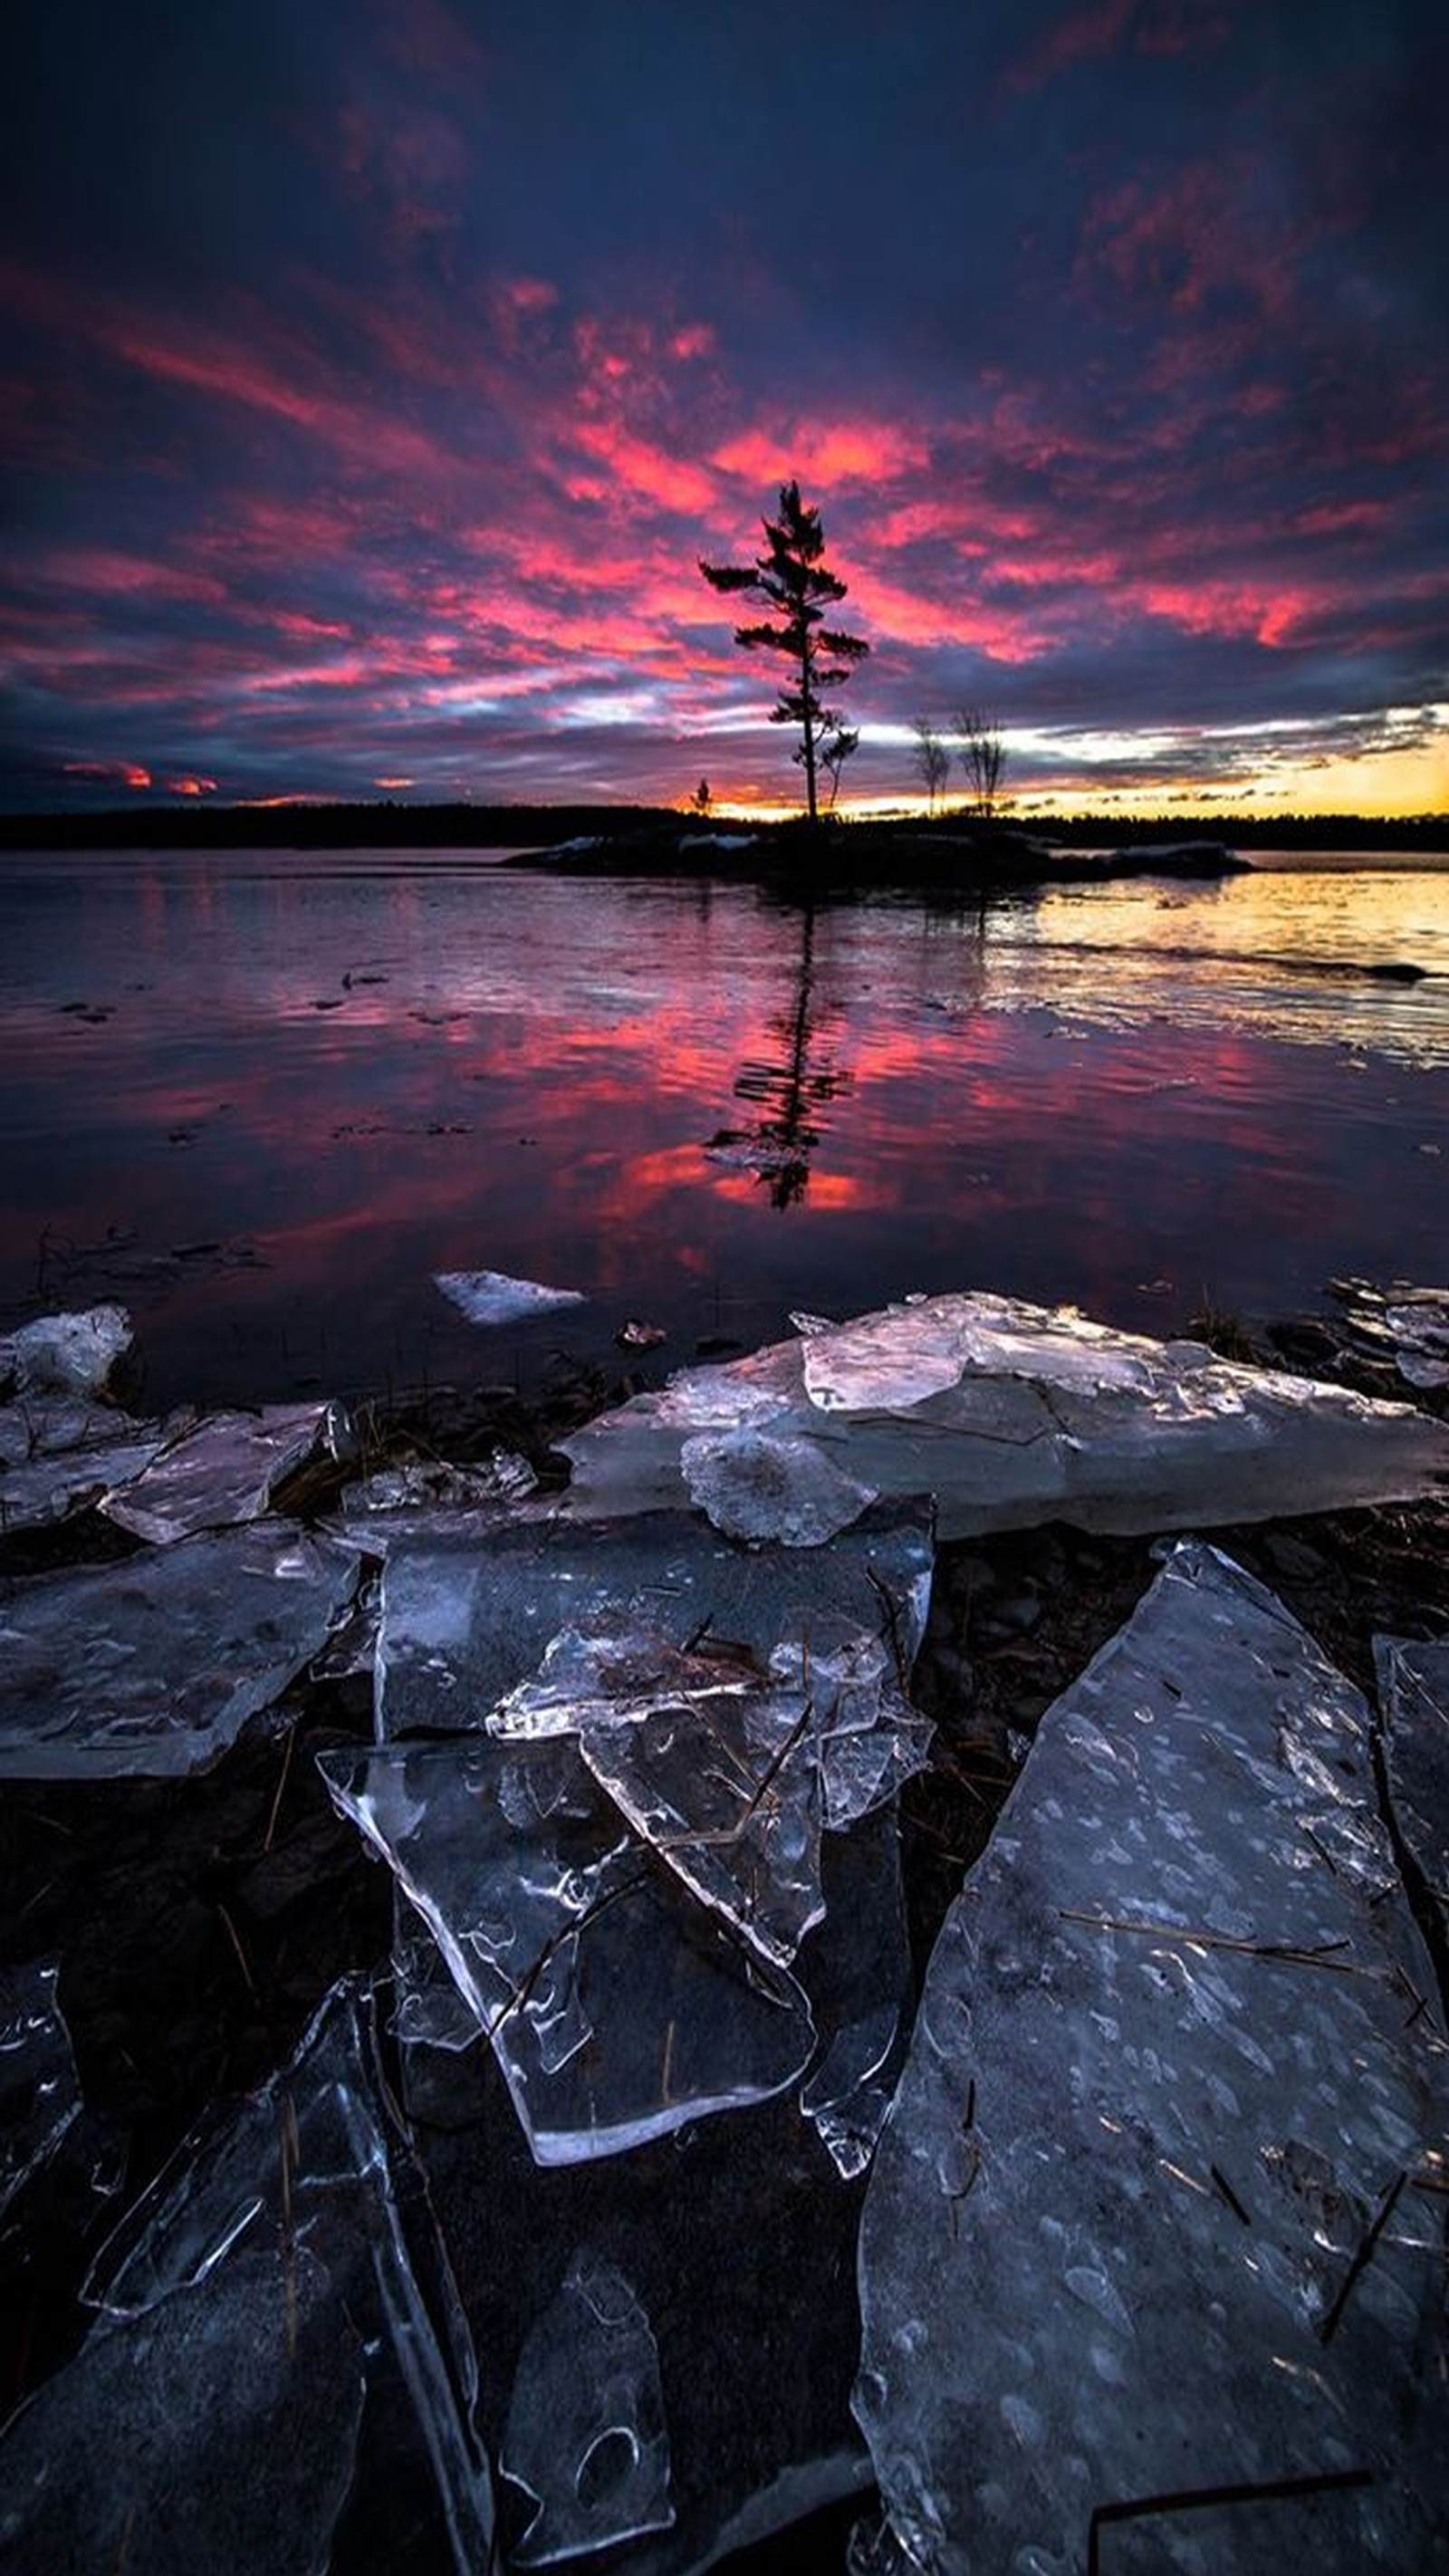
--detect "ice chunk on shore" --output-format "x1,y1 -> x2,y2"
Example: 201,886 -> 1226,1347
559,1291 -> 1449,1539
319,1734 -> 817,2163
0,1960 -> 82,2220
1375,1636 -> 1449,1944
854,1543 -> 1449,2574
435,1269 -> 585,1326
502,2250 -> 673,2565
0,1303 -> 132,1396
0,1525 -> 361,1777
101,1402 -> 326,1543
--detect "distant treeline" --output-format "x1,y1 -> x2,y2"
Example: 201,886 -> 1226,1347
0,800 -> 1443,853
0,800 -> 664,852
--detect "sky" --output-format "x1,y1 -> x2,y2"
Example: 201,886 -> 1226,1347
3,0 -> 1446,820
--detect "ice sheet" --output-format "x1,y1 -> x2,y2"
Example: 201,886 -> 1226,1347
1374,1635 -> 1449,1943
559,1292 -> 1449,1540
434,1269 -> 586,1325
502,2250 -> 673,2564
0,1959 -> 82,2220
854,1543 -> 1449,2574
101,1402 -> 326,1542
318,1734 -> 818,2163
0,1524 -> 362,1778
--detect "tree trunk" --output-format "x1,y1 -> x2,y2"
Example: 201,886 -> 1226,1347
799,631 -> 819,825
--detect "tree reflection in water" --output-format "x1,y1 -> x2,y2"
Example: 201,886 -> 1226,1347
706,908 -> 852,1207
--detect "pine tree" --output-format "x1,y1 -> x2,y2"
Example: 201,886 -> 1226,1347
699,482 -> 868,824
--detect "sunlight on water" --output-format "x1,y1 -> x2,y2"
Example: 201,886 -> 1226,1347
1,848 -> 1445,1408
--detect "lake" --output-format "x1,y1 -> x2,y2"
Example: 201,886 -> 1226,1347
1,845 -> 1445,1415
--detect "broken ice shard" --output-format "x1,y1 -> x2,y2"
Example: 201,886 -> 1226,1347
80,1979 -> 494,2573
558,1291 -> 1449,1540
577,1674 -> 827,1966
0,1302 -> 132,1397
373,1504 -> 933,1745
0,1959 -> 82,2220
854,1543 -> 1449,2575
434,1268 -> 585,1326
796,1804 -> 915,2182
0,1524 -> 361,1778
318,1733 -> 817,2163
100,1402 -> 327,1543
502,2249 -> 673,2564
1375,1635 -> 1449,1944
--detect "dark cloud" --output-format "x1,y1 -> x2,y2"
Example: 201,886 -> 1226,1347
1,0 -> 1444,813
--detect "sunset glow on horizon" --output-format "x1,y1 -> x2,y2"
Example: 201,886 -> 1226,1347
3,3 -> 1444,822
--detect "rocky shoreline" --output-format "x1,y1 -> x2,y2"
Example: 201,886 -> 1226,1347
2,1290 -> 1446,2571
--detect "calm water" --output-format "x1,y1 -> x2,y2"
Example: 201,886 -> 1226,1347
1,846 -> 1445,1412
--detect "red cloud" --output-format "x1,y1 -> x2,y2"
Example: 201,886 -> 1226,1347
63,759 -> 152,788
570,420 -> 716,515
713,418 -> 929,489
41,549 -> 228,606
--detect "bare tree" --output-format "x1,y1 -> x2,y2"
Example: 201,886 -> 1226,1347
699,483 -> 868,825
911,718 -> 949,814
821,724 -> 859,812
955,706 -> 1008,818
691,777 -> 712,814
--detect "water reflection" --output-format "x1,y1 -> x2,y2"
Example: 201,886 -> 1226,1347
0,850 -> 1445,1411
707,909 -> 853,1207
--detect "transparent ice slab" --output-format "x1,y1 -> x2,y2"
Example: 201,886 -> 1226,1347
502,2249 -> 673,2564
82,1978 -> 494,2573
1374,1635 -> 1449,1943
0,1302 -> 132,1396
854,1543 -> 1449,2575
434,1268 -> 586,1326
559,1292 -> 1449,1540
0,1523 -> 362,1778
318,1734 -> 818,2163
0,1959 -> 81,2220
100,1402 -> 327,1543
374,1505 -> 934,1744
